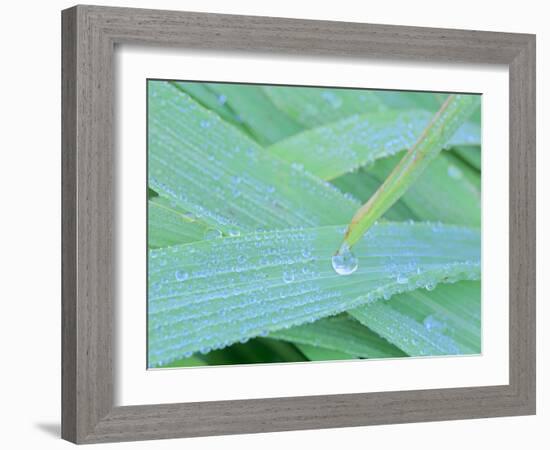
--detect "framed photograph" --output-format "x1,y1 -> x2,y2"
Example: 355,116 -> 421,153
62,5 -> 536,444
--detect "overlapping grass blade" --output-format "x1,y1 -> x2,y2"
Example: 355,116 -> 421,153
262,86 -> 387,127
335,152 -> 480,226
147,80 -> 482,365
148,196 -> 208,248
271,314 -> 406,358
148,222 -> 480,366
148,81 -> 358,234
337,95 -> 480,251
295,343 -> 355,361
204,83 -> 303,145
452,145 -> 482,172
350,281 -> 481,356
170,81 -> 251,136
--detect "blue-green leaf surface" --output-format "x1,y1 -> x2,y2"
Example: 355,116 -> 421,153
350,280 -> 481,356
148,222 -> 480,366
148,81 -> 358,234
148,196 -> 208,248
271,314 -> 406,358
268,110 -> 480,180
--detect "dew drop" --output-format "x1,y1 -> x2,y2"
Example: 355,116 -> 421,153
283,271 -> 295,283
423,314 -> 448,332
204,228 -> 222,239
396,274 -> 409,284
175,270 -> 188,282
200,119 -> 211,128
425,282 -> 436,291
331,245 -> 358,276
217,94 -> 227,105
229,229 -> 241,237
447,164 -> 463,180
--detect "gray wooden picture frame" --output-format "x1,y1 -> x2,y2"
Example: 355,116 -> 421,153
61,4 -> 536,444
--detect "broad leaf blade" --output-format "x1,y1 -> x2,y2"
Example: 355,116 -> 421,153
452,145 -> 482,172
148,81 -> 358,234
271,314 -> 406,358
148,222 -> 480,366
148,196 -> 208,248
350,280 -> 481,356
171,81 -> 252,136
262,86 -> 386,127
295,343 -> 355,361
268,110 -> 480,180
206,83 -> 303,145
336,152 -> 480,226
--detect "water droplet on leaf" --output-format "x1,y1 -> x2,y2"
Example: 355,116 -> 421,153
396,274 -> 409,284
447,164 -> 463,180
423,314 -> 448,332
204,228 -> 222,239
175,270 -> 188,282
283,271 -> 295,283
425,282 -> 436,291
331,245 -> 358,276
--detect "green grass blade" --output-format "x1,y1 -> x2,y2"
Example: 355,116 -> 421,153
148,222 -> 480,366
148,81 -> 358,234
452,145 -> 482,172
271,314 -> 406,358
205,83 -> 304,145
161,354 -> 208,368
373,91 -> 447,111
262,86 -> 387,127
148,196 -> 208,248
350,281 -> 481,356
337,94 -> 480,252
268,110 -> 480,180
295,343 -> 355,361
170,81 -> 252,136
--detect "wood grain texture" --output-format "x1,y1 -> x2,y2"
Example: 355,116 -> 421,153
61,4 -> 536,444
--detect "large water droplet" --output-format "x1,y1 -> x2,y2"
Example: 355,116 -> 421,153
175,270 -> 188,282
331,245 -> 358,276
447,164 -> 463,180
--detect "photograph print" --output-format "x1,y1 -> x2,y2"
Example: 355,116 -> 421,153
147,80 -> 481,369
